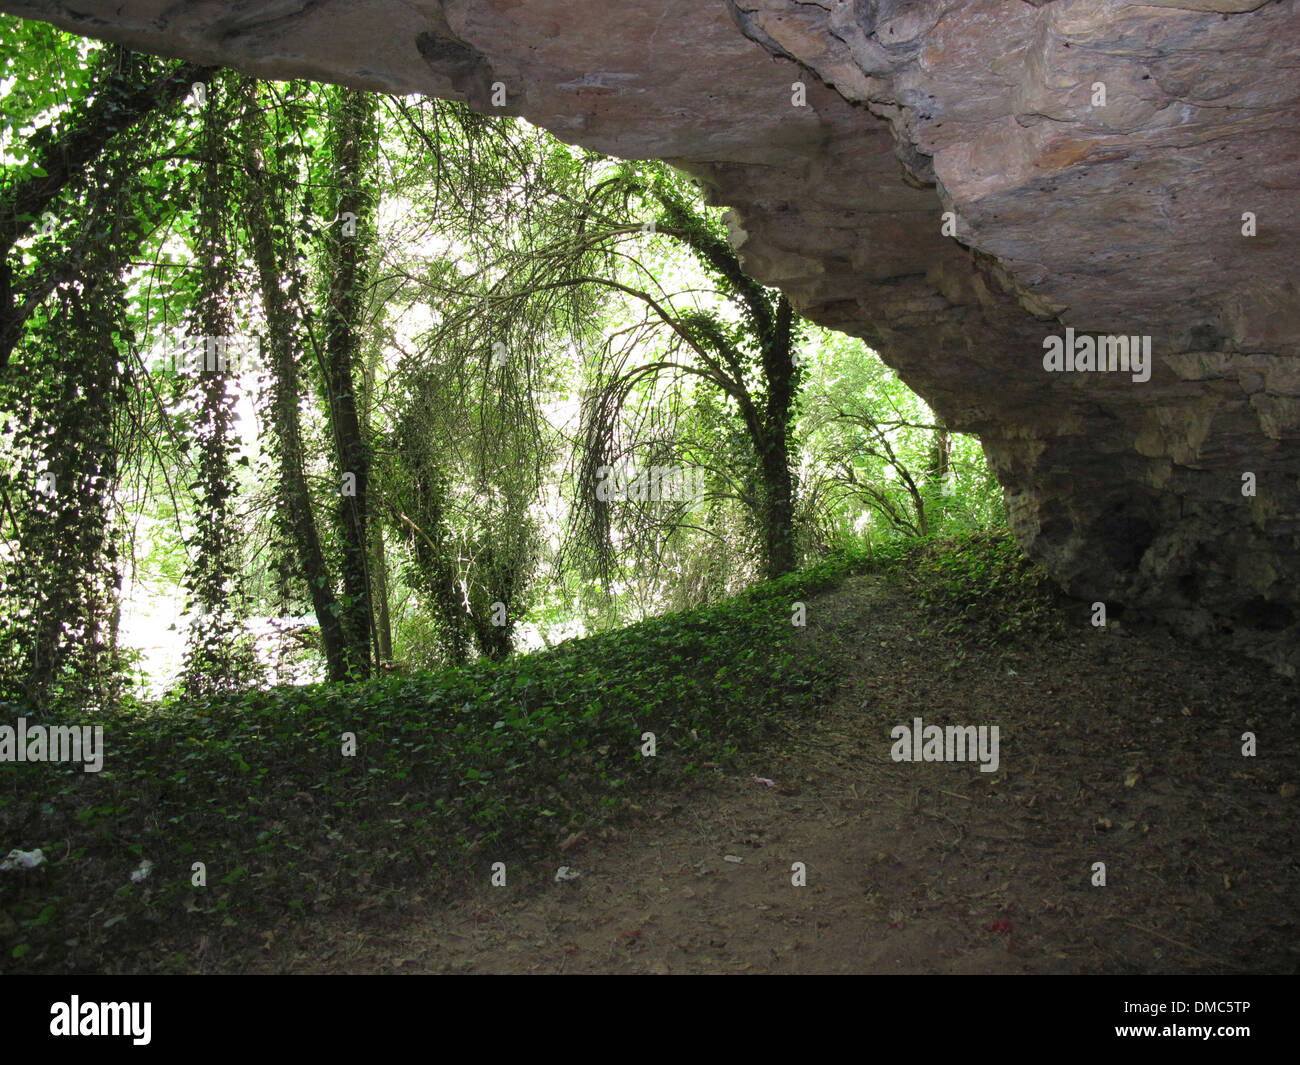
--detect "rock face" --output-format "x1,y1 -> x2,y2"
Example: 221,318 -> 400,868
3,0 -> 1298,671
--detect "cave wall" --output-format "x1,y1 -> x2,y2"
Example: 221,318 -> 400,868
3,0 -> 1297,670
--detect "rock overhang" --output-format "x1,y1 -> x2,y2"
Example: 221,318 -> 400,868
2,0 -> 1296,671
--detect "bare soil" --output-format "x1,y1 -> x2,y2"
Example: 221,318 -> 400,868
249,573 -> 1300,974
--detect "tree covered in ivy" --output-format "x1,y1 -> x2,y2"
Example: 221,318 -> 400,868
0,36 -> 210,707
0,14 -> 1006,704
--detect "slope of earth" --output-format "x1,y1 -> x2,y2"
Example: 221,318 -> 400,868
249,571 -> 1300,975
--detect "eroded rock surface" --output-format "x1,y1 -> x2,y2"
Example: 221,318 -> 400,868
3,0 -> 1297,669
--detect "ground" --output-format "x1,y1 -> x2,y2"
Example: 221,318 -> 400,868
248,573 -> 1299,974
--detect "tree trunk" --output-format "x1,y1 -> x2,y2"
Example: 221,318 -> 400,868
240,84 -> 351,682
321,88 -> 377,679
758,295 -> 800,578
758,434 -> 798,578
371,525 -> 393,664
182,71 -> 254,694
928,416 -> 950,530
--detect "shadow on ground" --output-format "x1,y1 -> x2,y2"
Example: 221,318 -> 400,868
250,573 -> 1300,974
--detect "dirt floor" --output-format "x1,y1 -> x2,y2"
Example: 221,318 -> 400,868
250,573 -> 1300,974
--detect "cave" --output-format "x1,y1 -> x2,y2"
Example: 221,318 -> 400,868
2,0 -> 1296,672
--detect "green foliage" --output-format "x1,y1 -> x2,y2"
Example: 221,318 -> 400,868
874,531 -> 1069,648
0,548 -> 871,972
0,14 -> 1012,700
797,327 -> 1005,548
178,70 -> 261,696
0,29 -> 214,707
0,17 -> 100,185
